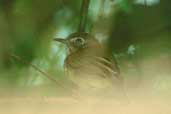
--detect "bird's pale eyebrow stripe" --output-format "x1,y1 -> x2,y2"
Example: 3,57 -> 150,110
73,37 -> 84,40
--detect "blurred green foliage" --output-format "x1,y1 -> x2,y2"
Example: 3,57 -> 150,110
0,0 -> 171,90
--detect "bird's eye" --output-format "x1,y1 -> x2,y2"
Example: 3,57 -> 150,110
75,37 -> 84,44
71,37 -> 86,48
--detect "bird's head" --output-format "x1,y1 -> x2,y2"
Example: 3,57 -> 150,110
54,32 -> 100,53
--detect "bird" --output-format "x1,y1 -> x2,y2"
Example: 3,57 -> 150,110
54,32 -> 124,97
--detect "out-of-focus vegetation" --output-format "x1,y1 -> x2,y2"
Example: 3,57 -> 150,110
0,0 -> 171,96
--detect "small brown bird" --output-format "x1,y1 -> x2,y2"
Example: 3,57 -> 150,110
54,32 -> 123,96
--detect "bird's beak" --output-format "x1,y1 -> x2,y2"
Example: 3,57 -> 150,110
53,38 -> 68,44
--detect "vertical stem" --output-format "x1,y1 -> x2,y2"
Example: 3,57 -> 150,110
144,0 -> 147,6
78,0 -> 90,32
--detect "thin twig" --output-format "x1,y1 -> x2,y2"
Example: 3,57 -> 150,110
9,53 -> 65,88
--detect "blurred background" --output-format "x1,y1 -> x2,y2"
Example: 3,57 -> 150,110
0,0 -> 171,98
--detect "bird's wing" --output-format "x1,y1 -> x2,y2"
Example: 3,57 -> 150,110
94,56 -> 122,80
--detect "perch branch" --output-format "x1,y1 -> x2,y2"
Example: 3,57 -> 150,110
9,53 -> 65,88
